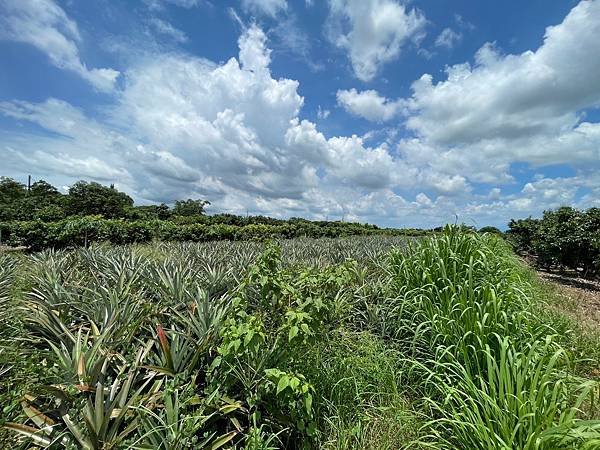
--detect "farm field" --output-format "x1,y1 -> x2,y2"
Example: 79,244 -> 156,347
1,229 -> 599,449
2,0 -> 600,448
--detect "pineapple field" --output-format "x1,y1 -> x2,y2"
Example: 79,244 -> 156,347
1,229 -> 599,449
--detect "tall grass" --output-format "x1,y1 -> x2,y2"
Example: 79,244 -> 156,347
382,227 -> 600,449
293,330 -> 418,449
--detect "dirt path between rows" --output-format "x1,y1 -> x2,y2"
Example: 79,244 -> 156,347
538,271 -> 600,331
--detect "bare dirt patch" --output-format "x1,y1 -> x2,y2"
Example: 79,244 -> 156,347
538,271 -> 600,330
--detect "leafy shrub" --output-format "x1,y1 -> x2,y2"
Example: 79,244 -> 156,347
478,225 -> 503,234
0,217 -> 424,250
508,207 -> 600,276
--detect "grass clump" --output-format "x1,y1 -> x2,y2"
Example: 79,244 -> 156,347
381,228 -> 600,449
295,329 -> 418,449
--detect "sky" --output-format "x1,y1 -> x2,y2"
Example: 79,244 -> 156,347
0,0 -> 599,229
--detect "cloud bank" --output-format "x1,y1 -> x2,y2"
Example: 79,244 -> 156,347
1,0 -> 599,228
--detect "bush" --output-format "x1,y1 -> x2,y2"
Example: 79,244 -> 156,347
478,226 -> 503,234
507,207 -> 600,276
0,216 -> 424,250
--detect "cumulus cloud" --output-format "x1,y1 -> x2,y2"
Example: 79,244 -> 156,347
406,1 -> 600,147
326,0 -> 426,81
460,172 -> 600,227
415,192 -> 434,208
0,98 -> 133,182
395,0 -> 600,194
337,88 -> 405,122
322,0 -> 600,226
238,25 -> 273,72
0,0 -> 119,92
3,2 -> 600,229
2,25 -> 434,223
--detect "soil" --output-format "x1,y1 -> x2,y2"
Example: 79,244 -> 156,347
538,270 -> 600,330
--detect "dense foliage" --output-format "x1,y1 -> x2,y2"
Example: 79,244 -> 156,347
0,176 -> 215,221
0,178 -> 137,221
0,216 -> 422,251
1,230 -> 598,448
0,177 -> 425,250
508,206 -> 600,276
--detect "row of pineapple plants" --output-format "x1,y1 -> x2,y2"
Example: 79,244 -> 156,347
1,237 -> 410,448
1,230 -> 599,448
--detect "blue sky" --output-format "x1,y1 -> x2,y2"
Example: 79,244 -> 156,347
0,0 -> 599,228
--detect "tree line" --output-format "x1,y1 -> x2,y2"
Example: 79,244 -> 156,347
507,206 -> 600,277
0,176 -> 210,221
0,176 -> 429,249
0,176 -> 381,227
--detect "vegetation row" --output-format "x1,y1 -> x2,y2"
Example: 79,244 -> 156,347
0,216 -> 426,251
508,206 -> 600,277
1,229 -> 599,448
0,176 -> 427,250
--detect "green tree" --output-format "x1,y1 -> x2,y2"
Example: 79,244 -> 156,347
172,199 -> 210,217
66,181 -> 133,218
130,204 -> 172,220
479,226 -> 503,234
0,177 -> 27,220
25,180 -> 66,221
29,180 -> 61,198
509,207 -> 600,276
507,217 -> 539,252
0,177 -> 26,204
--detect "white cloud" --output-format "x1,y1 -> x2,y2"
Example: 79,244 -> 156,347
406,1 -> 600,148
420,171 -> 469,195
488,188 -> 501,200
317,0 -> 599,226
0,0 -> 119,92
3,4 -> 600,230
317,106 -> 330,119
326,135 -> 397,189
238,24 -> 272,72
10,149 -> 130,182
148,18 -> 188,43
462,173 -> 596,226
415,193 -> 433,208
435,27 -> 462,49
454,14 -> 475,32
326,0 -> 426,81
241,0 -> 287,17
2,25 -> 422,221
519,177 -> 579,205
395,0 -> 600,192
0,98 -> 133,182
168,0 -> 202,5
145,0 -> 203,10
337,88 -> 405,122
